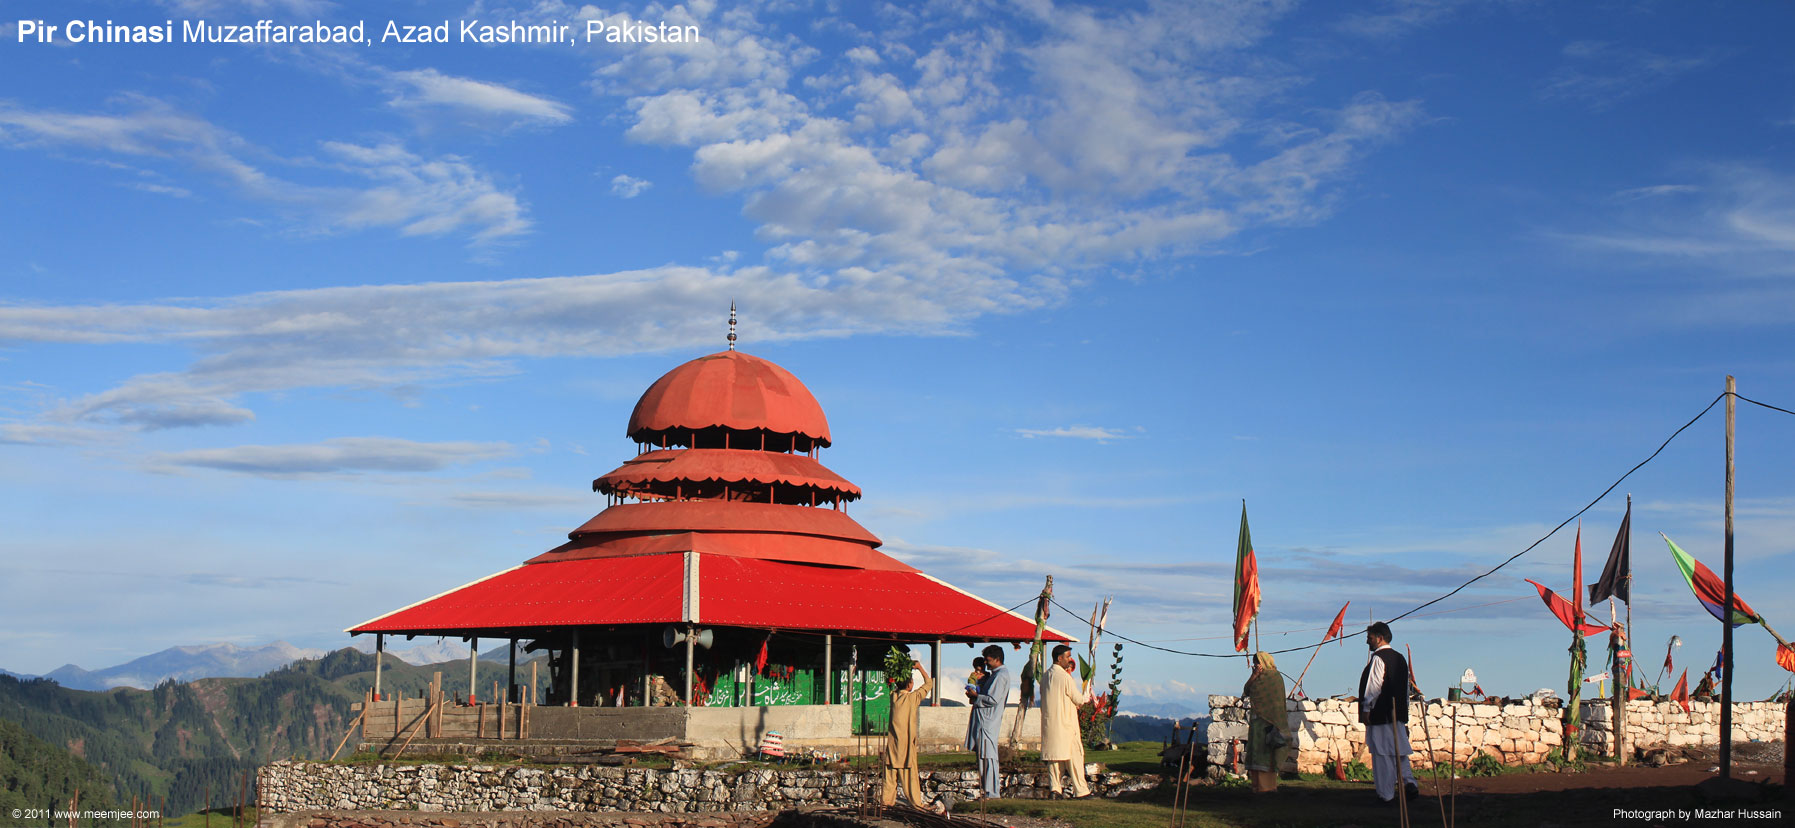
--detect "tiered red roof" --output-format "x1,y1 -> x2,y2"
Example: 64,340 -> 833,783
350,349 -> 1066,644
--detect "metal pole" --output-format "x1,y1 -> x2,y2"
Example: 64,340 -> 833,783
374,634 -> 383,699
508,637 -> 517,704
1722,374 -> 1735,780
469,637 -> 478,703
824,635 -> 833,704
685,625 -> 696,705
570,629 -> 581,707
932,639 -> 942,706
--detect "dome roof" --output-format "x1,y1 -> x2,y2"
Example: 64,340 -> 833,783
627,351 -> 831,446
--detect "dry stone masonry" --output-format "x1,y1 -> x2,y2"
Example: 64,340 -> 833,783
1205,695 -> 1786,779
258,761 -> 1145,814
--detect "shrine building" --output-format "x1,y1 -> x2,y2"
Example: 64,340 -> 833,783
347,322 -> 1067,758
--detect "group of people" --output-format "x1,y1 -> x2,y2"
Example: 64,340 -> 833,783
1241,620 -> 1420,806
881,642 -> 1095,808
882,622 -> 1421,809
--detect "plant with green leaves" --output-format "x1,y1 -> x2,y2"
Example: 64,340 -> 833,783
883,646 -> 916,687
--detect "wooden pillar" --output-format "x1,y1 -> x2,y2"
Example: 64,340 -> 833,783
824,635 -> 833,705
469,638 -> 478,703
374,634 -> 384,699
1722,374 -> 1735,780
570,629 -> 581,707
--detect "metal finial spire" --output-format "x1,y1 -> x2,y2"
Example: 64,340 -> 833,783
727,301 -> 737,351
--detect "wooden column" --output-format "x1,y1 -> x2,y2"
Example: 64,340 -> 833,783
1721,374 -> 1735,780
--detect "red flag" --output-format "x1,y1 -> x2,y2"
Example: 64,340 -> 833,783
1525,579 -> 1608,636
1232,504 -> 1259,653
1664,641 -> 1675,675
755,638 -> 769,674
1777,644 -> 1795,674
1671,670 -> 1691,714
1326,602 -> 1350,645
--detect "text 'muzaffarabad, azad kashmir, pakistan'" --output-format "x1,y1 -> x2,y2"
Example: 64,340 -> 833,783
13,18 -> 701,45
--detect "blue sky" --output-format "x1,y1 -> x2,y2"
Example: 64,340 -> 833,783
3,0 -> 1794,711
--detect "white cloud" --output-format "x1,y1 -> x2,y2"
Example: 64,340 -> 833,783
388,68 -> 573,125
148,437 -> 514,477
0,264 -> 993,431
0,99 -> 530,245
1542,41 -> 1710,109
588,0 -> 1419,305
1553,165 -> 1795,313
1014,425 -> 1133,442
610,173 -> 653,198
0,423 -> 120,446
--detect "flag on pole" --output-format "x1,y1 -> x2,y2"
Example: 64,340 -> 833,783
1671,669 -> 1691,714
1232,503 -> 1259,653
1589,503 -> 1630,604
1663,534 -> 1761,627
1573,525 -> 1585,618
1777,644 -> 1795,674
1524,579 -> 1609,635
1326,602 -> 1350,645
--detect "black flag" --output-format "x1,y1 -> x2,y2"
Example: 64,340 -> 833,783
1588,503 -> 1630,604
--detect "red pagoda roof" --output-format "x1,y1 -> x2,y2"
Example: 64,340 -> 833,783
348,551 -> 1068,642
349,347 -> 1067,646
595,449 -> 861,500
628,351 -> 831,446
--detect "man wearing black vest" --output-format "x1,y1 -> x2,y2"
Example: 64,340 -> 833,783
1358,622 -> 1419,804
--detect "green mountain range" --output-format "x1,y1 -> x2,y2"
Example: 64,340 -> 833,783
0,647 -> 532,818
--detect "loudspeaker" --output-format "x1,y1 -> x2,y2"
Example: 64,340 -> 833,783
662,626 -> 714,649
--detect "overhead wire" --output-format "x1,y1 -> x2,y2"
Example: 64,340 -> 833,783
1010,390 -> 1749,660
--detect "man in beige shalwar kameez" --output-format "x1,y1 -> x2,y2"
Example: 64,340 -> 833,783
1039,644 -> 1091,798
880,660 -> 933,807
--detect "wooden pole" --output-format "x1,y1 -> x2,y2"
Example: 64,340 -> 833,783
1722,374 -> 1735,780
1610,595 -> 1622,763
392,700 -> 439,758
329,702 -> 368,761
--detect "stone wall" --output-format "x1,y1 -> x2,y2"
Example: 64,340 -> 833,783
1205,695 -> 1787,778
258,761 -> 1146,814
357,704 -> 1036,761
1581,699 -> 1787,757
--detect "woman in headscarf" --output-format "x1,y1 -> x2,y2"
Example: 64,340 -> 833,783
1243,650 -> 1291,793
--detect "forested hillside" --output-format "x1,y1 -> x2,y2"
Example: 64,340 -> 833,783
0,647 -> 538,818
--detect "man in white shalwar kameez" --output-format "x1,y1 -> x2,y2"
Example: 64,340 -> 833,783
1358,622 -> 1419,805
1040,644 -> 1092,798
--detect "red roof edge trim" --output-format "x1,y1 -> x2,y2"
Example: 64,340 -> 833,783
345,564 -> 523,634
915,572 -> 1078,643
